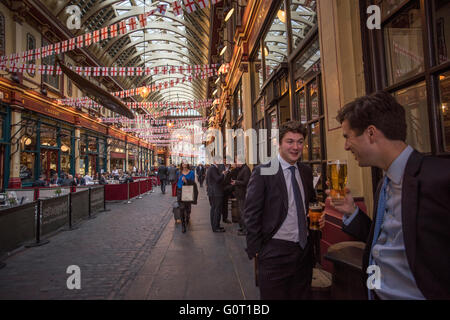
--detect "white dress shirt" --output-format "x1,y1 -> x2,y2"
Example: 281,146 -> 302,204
273,154 -> 308,243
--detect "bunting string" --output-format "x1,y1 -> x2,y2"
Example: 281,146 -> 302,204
0,1 -> 223,63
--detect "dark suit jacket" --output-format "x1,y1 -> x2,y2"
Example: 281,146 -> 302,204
244,160 -> 316,259
234,164 -> 251,200
343,151 -> 450,299
157,166 -> 168,180
206,165 -> 225,197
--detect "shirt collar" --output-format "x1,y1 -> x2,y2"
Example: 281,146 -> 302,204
385,145 -> 414,185
278,154 -> 298,171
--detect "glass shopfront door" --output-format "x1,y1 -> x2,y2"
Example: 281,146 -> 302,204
88,154 -> 97,177
40,149 -> 59,180
0,145 -> 4,191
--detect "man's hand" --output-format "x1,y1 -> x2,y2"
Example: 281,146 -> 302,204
319,213 -> 326,229
325,183 -> 357,216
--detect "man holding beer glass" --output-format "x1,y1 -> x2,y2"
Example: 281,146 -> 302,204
244,121 -> 325,300
327,91 -> 450,300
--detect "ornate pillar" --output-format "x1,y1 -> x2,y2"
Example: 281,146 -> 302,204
8,106 -> 22,188
125,142 -> 129,173
74,127 -> 81,175
106,138 -> 111,173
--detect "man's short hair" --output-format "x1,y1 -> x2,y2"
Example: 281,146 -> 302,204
336,91 -> 407,141
279,121 -> 308,142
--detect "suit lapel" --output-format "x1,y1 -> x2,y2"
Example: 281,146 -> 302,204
275,162 -> 288,211
401,151 -> 423,274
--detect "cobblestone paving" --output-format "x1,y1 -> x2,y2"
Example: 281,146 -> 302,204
0,189 -> 175,300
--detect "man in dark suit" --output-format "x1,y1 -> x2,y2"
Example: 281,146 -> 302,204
206,161 -> 227,232
195,164 -> 206,187
245,121 -> 324,300
231,162 -> 251,236
157,165 -> 168,194
328,91 -> 450,300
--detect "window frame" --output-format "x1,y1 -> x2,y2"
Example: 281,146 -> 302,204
361,0 -> 450,157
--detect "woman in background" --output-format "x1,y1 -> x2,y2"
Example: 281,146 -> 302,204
176,161 -> 196,233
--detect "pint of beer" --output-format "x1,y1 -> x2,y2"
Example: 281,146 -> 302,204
309,203 -> 324,231
327,160 -> 348,200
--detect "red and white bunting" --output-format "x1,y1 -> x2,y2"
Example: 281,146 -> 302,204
110,24 -> 118,38
183,0 -> 197,14
1,1 -> 223,63
172,1 -> 183,16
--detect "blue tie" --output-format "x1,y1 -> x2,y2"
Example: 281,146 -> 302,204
289,166 -> 308,249
368,176 -> 390,299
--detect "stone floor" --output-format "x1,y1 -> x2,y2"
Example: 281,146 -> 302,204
0,186 -> 259,300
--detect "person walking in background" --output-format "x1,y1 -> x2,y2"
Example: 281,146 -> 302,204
245,121 -> 324,300
327,91 -> 450,300
206,160 -> 227,233
231,162 -> 251,236
176,161 -> 198,233
168,164 -> 178,197
157,164 -> 168,194
196,163 -> 206,187
221,162 -> 234,224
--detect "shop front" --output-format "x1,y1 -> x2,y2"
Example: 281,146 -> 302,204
19,116 -> 75,186
109,139 -> 126,172
128,144 -> 138,173
0,103 -> 10,191
79,133 -> 106,178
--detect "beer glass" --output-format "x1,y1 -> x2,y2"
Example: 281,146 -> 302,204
327,160 -> 348,201
309,203 -> 324,231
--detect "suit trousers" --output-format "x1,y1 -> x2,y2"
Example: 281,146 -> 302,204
258,238 -> 313,300
210,196 -> 223,231
160,179 -> 166,194
238,198 -> 246,232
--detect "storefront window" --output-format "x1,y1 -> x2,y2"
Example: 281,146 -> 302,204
20,152 -> 35,184
0,12 -> 5,56
375,0 -> 407,20
439,71 -> 450,152
252,45 -> 264,98
294,39 -> 320,82
60,129 -> 71,153
40,149 -> 57,180
383,1 -> 424,86
21,120 -> 37,151
297,90 -> 307,123
263,1 -> 288,79
394,81 -> 431,153
302,137 -> 309,161
26,33 -> 36,77
311,81 -> 320,120
88,136 -> 98,152
40,124 -> 57,147
289,0 -> 318,49
42,37 -> 60,90
0,117 -> 3,140
311,122 -> 322,161
60,129 -> 71,175
435,0 -> 450,65
80,134 -> 87,155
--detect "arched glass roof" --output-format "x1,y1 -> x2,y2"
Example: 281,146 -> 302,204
48,0 -> 211,120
